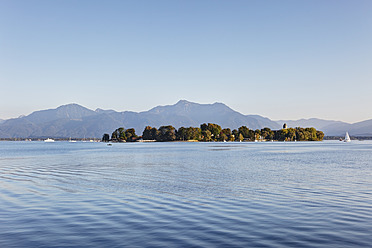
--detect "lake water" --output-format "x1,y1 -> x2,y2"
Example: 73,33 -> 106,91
0,141 -> 371,247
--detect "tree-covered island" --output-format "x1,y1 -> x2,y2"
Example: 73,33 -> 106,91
102,123 -> 324,142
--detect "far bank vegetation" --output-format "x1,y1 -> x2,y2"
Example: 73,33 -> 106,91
102,123 -> 324,142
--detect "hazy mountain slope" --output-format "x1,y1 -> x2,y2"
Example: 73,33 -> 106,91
142,100 -> 280,130
322,119 -> 372,136
101,100 -> 279,135
276,118 -> 348,130
0,118 -> 42,138
5,100 -> 371,138
0,104 -> 104,138
95,108 -> 117,114
278,117 -> 372,136
24,103 -> 97,124
27,113 -> 123,138
107,110 -> 196,135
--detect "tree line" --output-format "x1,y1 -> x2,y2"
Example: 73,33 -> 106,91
102,123 -> 324,142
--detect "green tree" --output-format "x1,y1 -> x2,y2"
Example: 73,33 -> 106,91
221,128 -> 232,141
200,123 -> 222,141
112,127 -> 126,142
287,128 -> 296,141
238,126 -> 250,139
220,133 -> 228,142
177,127 -> 201,141
272,126 -> 325,141
102,133 -> 110,142
187,127 -> 202,140
306,127 -> 318,141
261,127 -> 274,140
248,129 -> 255,140
111,130 -> 118,141
202,130 -> 212,141
254,129 -> 261,141
156,125 -> 176,142
275,128 -> 288,141
177,127 -> 187,141
295,127 -> 305,141
125,128 -> 137,142
142,126 -> 157,140
232,129 -> 239,141
316,130 -> 324,141
208,123 -> 222,141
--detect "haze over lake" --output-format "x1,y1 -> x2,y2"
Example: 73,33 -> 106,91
1,141 -> 371,247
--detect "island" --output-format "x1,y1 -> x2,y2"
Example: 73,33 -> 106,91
102,123 -> 324,142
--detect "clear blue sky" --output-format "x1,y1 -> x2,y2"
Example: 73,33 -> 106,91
1,0 -> 371,123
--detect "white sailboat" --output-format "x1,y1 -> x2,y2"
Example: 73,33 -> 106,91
344,132 -> 351,142
44,138 -> 55,142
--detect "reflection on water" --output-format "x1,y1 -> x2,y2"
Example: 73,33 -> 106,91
0,141 -> 372,247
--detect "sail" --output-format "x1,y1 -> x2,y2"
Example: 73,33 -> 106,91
344,132 -> 351,142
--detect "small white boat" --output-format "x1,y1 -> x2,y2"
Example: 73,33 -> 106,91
344,132 -> 351,142
44,138 -> 55,142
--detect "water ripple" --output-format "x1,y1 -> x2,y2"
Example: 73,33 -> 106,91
1,141 -> 372,247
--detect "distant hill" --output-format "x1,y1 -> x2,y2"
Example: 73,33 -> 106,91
278,118 -> 372,137
139,100 -> 280,131
0,100 -> 280,138
322,119 -> 372,136
2,101 -> 371,138
277,118 -> 348,130
25,103 -> 97,124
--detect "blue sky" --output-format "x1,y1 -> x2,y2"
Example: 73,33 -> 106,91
1,0 -> 371,123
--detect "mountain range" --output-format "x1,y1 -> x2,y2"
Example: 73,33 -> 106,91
0,100 -> 279,138
277,118 -> 372,136
0,100 -> 371,138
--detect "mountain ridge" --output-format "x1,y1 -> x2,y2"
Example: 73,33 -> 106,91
277,118 -> 372,137
0,101 -> 280,138
276,118 -> 348,130
1,101 -> 372,138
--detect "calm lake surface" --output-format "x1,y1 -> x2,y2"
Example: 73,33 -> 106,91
0,141 -> 371,247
